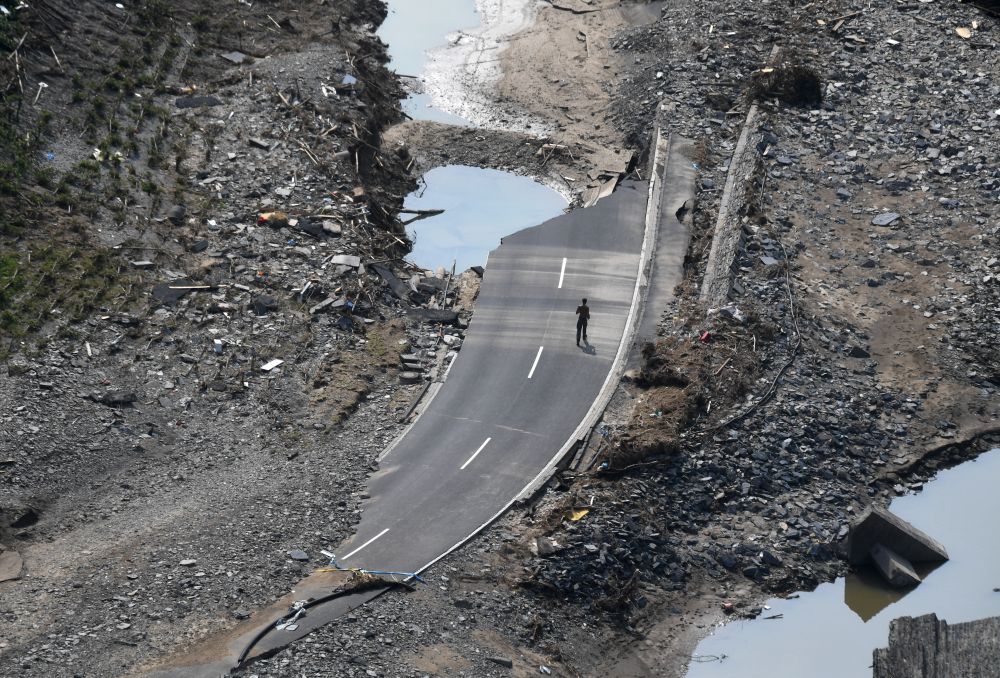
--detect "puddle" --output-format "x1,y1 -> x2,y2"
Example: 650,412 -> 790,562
380,2 -> 567,272
403,165 -> 567,272
685,448 -> 1000,678
379,0 -> 478,124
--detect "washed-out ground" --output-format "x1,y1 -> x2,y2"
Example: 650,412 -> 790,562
2,1 -> 999,677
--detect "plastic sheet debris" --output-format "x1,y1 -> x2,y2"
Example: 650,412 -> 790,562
275,600 -> 307,631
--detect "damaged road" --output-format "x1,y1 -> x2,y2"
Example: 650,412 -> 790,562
145,169 -> 658,675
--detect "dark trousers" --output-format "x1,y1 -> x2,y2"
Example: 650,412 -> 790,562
576,317 -> 588,344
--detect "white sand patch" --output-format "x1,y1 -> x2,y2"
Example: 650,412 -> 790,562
422,0 -> 554,135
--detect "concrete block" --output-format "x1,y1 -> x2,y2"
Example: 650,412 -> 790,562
331,254 -> 361,268
847,505 -> 949,566
870,543 -> 921,588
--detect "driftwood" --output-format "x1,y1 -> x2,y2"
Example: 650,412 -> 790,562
399,208 -> 444,226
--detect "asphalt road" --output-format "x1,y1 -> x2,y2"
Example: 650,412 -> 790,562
145,180 -> 650,674
251,181 -> 647,651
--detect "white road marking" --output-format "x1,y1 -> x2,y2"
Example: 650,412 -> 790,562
527,346 -> 544,379
558,257 -> 567,288
342,528 -> 389,560
460,437 -> 492,470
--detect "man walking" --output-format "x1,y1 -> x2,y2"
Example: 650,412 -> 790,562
576,298 -> 590,346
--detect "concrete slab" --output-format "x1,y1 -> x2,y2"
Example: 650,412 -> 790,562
0,550 -> 23,582
847,505 -> 949,566
870,543 -> 921,588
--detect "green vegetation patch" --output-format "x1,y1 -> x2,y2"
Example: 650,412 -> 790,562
0,243 -> 129,350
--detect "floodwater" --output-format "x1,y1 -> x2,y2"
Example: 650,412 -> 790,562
379,0 -> 477,124
403,165 -> 567,272
380,1 -> 568,272
685,448 -> 1000,678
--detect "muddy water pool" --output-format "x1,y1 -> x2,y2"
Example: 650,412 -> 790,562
685,447 -> 1000,678
403,164 -> 567,272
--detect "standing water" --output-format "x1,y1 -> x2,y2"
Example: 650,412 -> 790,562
404,165 -> 567,272
378,0 -> 477,125
685,448 -> 1000,678
379,0 -> 567,272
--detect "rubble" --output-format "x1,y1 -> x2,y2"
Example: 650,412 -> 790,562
1,0 -> 998,675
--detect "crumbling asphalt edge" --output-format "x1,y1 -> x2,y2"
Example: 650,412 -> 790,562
375,127 -> 673,586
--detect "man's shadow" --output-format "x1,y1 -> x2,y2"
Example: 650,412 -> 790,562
580,340 -> 596,355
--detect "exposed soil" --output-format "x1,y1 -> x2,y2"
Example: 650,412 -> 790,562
2,0 -> 999,677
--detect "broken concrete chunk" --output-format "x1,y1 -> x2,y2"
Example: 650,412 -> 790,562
309,297 -> 336,314
870,543 -> 921,588
167,204 -> 186,225
408,308 -> 459,325
369,263 -> 409,300
293,218 -> 324,238
252,295 -> 279,316
534,537 -> 564,557
152,278 -> 196,305
847,506 -> 949,566
0,550 -> 23,582
287,550 -> 309,562
321,220 -> 342,236
220,51 -> 249,65
331,254 -> 361,268
872,212 -> 901,227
